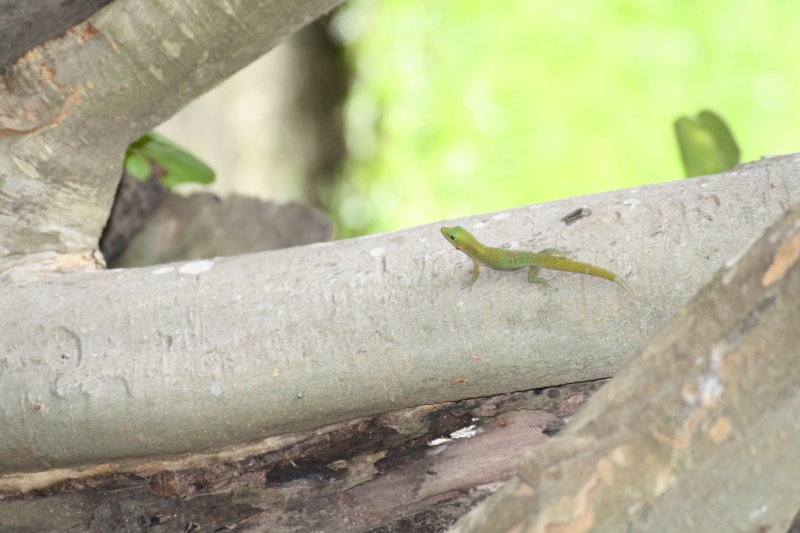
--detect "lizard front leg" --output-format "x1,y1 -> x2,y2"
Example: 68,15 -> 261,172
468,256 -> 481,286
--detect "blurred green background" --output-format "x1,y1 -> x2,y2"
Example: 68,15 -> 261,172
328,0 -> 798,236
159,0 -> 800,239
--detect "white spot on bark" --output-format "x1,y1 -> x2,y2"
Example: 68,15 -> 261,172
451,425 -> 478,439
162,40 -> 181,58
623,198 -> 641,208
12,156 -> 39,178
220,0 -> 235,16
697,342 -> 726,404
429,424 -> 480,446
179,260 -> 214,274
148,65 -> 163,82
179,23 -> 194,39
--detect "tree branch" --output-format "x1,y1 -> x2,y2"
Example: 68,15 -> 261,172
0,0 -> 343,282
0,156 -> 798,481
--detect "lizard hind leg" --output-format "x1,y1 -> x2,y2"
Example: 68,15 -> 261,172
527,266 -> 552,288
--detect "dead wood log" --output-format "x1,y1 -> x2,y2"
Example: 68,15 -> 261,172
0,381 -> 605,532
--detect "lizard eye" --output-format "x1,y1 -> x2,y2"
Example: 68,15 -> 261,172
449,233 -> 456,240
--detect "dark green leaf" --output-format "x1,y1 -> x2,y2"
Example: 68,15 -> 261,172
674,110 -> 740,178
697,110 -> 740,169
124,152 -> 154,181
127,132 -> 215,187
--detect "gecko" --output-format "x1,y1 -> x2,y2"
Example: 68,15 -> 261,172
441,226 -> 634,298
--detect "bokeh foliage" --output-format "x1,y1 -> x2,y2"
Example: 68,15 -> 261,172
329,0 -> 800,237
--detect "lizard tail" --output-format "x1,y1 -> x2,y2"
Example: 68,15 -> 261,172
537,256 -> 635,299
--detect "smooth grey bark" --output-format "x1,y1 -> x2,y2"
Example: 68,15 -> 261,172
450,194 -> 800,532
0,0 -> 343,282
0,155 -> 798,485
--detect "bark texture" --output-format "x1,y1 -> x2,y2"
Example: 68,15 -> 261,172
451,199 -> 800,532
0,0 -> 343,282
0,0 -> 114,71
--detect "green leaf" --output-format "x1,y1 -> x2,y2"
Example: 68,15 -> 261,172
674,110 -> 740,178
127,132 -> 215,188
697,110 -> 740,170
124,151 -> 153,181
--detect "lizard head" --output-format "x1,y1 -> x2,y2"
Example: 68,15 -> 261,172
441,226 -> 480,254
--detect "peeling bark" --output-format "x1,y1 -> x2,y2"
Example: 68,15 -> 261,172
0,381 -> 604,532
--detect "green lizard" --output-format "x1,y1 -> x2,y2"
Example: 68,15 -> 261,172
441,225 -> 634,298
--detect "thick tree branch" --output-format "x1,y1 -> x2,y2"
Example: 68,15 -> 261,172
0,0 -> 343,282
0,156 -> 798,483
